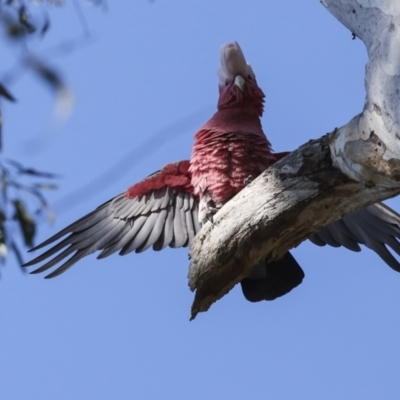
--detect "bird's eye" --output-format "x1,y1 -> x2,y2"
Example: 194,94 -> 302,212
247,74 -> 253,80
225,79 -> 230,86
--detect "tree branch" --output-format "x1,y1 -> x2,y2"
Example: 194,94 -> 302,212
188,0 -> 400,319
323,0 -> 400,186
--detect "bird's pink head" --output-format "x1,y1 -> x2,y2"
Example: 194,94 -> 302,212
217,42 -> 265,116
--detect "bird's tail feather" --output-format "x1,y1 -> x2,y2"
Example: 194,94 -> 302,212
240,252 -> 304,302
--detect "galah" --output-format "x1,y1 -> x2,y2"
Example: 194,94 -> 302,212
24,42 -> 400,304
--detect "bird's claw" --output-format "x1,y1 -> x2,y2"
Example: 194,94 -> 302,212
244,175 -> 254,186
199,198 -> 221,225
205,206 -> 220,223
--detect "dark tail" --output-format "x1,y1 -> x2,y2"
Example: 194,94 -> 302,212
240,252 -> 304,302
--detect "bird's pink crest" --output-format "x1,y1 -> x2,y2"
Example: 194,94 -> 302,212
217,41 -> 265,116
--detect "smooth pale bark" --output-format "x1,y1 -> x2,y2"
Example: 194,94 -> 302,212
188,0 -> 400,319
324,0 -> 400,185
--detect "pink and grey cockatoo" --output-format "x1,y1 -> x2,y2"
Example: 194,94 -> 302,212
24,42 -> 400,303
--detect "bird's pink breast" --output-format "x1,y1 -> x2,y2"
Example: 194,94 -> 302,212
190,126 -> 275,205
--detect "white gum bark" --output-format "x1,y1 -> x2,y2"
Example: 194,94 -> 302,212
188,0 -> 400,320
324,0 -> 400,185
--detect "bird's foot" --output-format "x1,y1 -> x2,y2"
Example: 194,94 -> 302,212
244,175 -> 254,186
205,206 -> 220,223
199,199 -> 221,225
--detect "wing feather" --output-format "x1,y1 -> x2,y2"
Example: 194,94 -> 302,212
314,228 -> 341,248
141,192 -> 156,215
120,212 -> 161,255
327,220 -> 361,252
31,203 -> 111,250
192,202 -> 202,233
186,208 -> 196,244
310,203 -> 400,271
96,224 -> 133,259
136,208 -> 168,253
24,163 -> 200,278
171,198 -> 187,248
160,205 -> 175,250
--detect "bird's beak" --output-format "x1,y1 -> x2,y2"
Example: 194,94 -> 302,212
234,75 -> 245,91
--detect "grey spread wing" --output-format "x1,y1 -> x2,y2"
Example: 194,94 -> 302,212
309,202 -> 400,272
24,187 -> 201,278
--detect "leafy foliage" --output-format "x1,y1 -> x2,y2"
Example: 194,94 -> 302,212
0,159 -> 58,268
0,0 -> 103,269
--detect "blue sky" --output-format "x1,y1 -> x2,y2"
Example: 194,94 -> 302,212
1,1 -> 400,399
